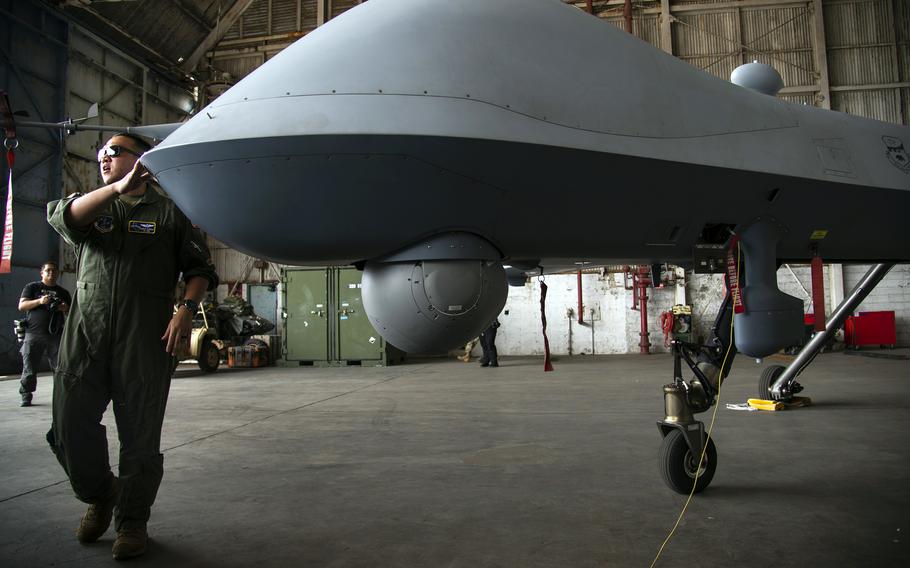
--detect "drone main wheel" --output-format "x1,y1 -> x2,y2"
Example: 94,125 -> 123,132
759,364 -> 785,399
659,429 -> 717,494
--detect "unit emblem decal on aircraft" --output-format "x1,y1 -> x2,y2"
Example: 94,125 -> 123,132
883,136 -> 910,173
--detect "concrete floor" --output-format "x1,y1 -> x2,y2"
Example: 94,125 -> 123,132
0,351 -> 908,567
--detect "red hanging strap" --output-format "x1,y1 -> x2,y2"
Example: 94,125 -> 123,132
1,141 -> 15,274
725,235 -> 745,314
540,280 -> 554,372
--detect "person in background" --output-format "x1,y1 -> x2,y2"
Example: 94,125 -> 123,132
479,316 -> 500,368
17,261 -> 70,407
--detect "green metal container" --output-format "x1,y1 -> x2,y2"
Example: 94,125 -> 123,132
281,267 -> 403,366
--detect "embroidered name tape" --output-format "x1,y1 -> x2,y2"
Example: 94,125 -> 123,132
128,221 -> 156,234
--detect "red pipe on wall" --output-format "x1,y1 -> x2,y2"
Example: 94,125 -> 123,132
637,266 -> 651,354
623,265 -> 652,354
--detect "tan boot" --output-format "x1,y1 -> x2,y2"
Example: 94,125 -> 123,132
76,478 -> 119,543
112,527 -> 148,560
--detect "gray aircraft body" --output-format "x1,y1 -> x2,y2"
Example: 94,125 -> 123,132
141,0 -> 909,358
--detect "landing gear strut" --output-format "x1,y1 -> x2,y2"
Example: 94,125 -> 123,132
657,217 -> 811,494
657,292 -> 735,494
762,263 -> 894,400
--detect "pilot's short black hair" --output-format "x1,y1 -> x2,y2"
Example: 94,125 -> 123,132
109,132 -> 153,153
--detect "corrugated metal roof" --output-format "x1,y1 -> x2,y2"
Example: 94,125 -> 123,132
332,0 -> 362,20
241,0 -> 270,36
213,53 -> 266,81
742,6 -> 811,52
829,45 -> 897,85
832,88 -> 901,123
62,0 -> 227,66
779,93 -> 816,106
272,0 -> 299,34
602,13 -> 661,46
302,0 -> 319,30
674,11 -> 739,57
903,88 -> 910,124
823,0 -> 906,122
825,0 -> 895,47
892,0 -> 909,84
224,16 -> 242,41
221,0 -> 320,39
825,0 -> 898,86
741,5 -> 815,87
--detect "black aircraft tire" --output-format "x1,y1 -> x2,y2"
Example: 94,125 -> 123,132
198,337 -> 221,373
759,365 -> 785,399
659,429 -> 717,495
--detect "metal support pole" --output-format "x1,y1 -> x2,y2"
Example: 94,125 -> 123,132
810,254 -> 826,331
624,0 -> 633,34
772,263 -> 894,397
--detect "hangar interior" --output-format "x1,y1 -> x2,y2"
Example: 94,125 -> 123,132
1,0 -> 908,566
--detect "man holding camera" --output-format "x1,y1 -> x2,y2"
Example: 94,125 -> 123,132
17,261 -> 70,407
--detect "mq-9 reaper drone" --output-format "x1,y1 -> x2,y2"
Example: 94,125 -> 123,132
5,0 -> 909,494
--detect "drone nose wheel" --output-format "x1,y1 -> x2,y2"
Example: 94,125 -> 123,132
659,429 -> 717,494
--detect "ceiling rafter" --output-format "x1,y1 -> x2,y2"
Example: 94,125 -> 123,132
170,0 -> 213,33
181,0 -> 258,73
71,4 -> 179,75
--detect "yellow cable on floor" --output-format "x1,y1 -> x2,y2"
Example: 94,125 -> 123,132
649,243 -> 740,568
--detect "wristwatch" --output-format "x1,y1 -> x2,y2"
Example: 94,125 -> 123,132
177,299 -> 199,314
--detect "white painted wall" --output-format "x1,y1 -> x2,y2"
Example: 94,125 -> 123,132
496,272 -> 683,356
775,264 -> 910,346
497,274 -> 628,356
493,264 -> 910,356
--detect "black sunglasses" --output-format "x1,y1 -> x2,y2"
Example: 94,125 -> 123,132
97,144 -> 143,163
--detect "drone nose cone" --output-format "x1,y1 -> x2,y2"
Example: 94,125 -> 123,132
141,127 -> 302,263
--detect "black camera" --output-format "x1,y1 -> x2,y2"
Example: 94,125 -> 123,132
44,290 -> 63,312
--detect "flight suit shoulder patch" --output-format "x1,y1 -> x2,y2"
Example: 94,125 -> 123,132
94,215 -> 114,233
128,220 -> 157,235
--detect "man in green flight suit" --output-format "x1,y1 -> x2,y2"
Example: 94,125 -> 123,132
46,133 -> 218,560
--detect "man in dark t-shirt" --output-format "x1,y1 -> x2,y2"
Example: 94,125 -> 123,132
18,261 -> 70,407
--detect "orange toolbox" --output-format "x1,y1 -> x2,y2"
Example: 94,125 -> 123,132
227,345 -> 269,368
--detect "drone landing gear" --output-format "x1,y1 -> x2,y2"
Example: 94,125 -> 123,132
761,263 -> 894,401
657,292 -> 735,494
